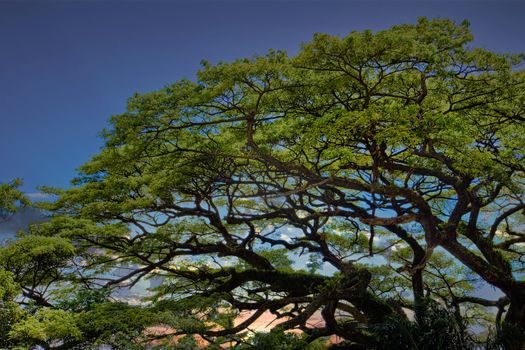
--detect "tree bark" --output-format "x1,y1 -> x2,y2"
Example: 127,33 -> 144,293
502,296 -> 525,350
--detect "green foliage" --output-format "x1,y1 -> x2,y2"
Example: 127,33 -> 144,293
55,287 -> 111,312
167,335 -> 200,350
257,249 -> 294,269
0,179 -> 29,219
0,235 -> 75,286
0,269 -> 24,347
9,308 -> 82,345
78,302 -> 166,343
241,332 -> 326,350
371,301 -> 476,350
306,253 -> 323,273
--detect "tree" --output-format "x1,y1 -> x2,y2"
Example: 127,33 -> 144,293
0,179 -> 29,220
7,18 -> 525,348
0,269 -> 24,348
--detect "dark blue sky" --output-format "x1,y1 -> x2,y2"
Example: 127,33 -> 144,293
1,0 -> 524,194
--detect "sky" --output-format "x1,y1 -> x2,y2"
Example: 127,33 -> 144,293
1,0 -> 525,194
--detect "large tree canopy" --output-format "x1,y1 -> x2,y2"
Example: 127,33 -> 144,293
3,18 -> 525,349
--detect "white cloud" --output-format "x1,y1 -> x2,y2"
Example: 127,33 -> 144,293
296,210 -> 308,219
495,230 -> 510,238
25,192 -> 53,200
391,242 -> 405,252
280,234 -> 292,242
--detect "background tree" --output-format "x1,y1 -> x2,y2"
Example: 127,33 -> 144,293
0,180 -> 29,347
0,179 -> 29,220
4,18 -> 525,349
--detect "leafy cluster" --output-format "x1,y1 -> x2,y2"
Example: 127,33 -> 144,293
0,179 -> 29,219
